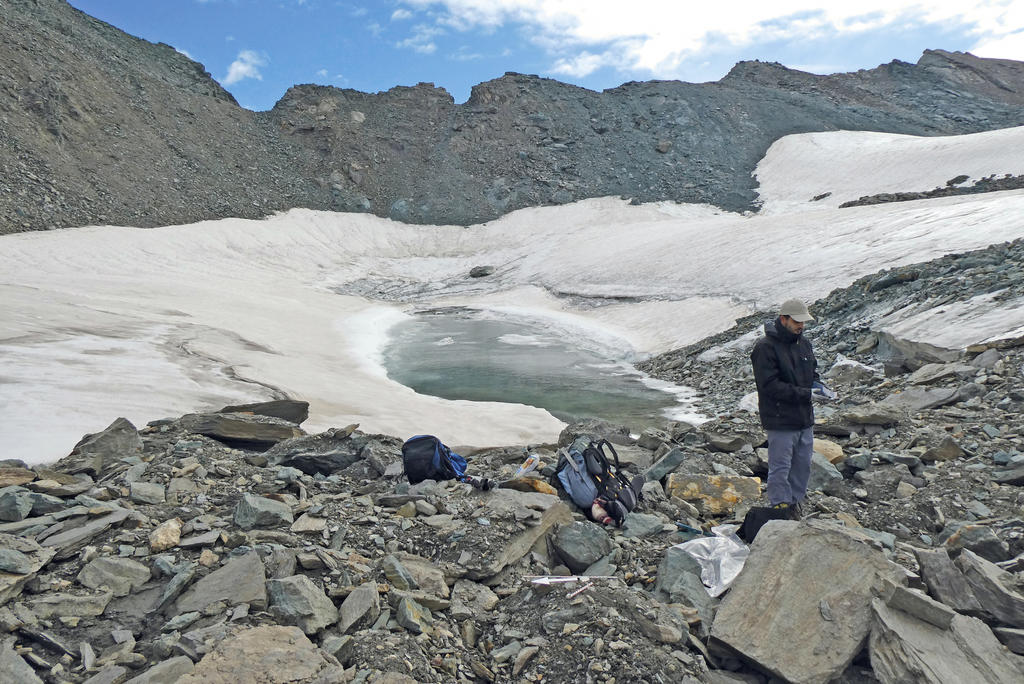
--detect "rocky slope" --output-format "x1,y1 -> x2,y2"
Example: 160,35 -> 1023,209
3,0 -> 1024,233
2,240 -> 1024,683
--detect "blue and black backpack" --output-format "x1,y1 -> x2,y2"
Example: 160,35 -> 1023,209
401,435 -> 470,484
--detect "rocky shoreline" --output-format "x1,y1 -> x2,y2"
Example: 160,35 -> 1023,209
3,240 -> 1024,683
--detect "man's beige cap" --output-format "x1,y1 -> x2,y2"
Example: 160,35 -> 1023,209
779,299 -> 814,322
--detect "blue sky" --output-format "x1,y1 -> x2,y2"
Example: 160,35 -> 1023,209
67,1 -> 1024,111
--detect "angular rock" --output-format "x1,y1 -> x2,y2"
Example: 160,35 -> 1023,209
880,386 -> 959,412
466,502 -> 574,581
290,513 -> 327,534
382,555 -> 419,591
621,512 -> 665,539
129,482 -> 165,505
337,580 -> 380,633
41,508 -> 130,560
154,562 -> 197,613
78,557 -> 152,597
652,546 -> 717,631
148,518 -> 182,553
665,473 -> 761,515
449,579 -> 499,620
27,492 -> 65,516
812,439 -> 844,464
921,436 -> 967,463
58,417 -> 143,476
233,493 -> 293,530
26,476 -> 93,498
82,666 -> 129,684
0,549 -> 35,575
0,468 -> 35,488
992,627 -> 1024,655
123,655 -> 195,684
0,635 -> 42,683
883,581 -> 956,629
907,362 -> 976,385
267,575 -> 338,634
711,520 -> 905,684
955,549 -> 1024,628
388,552 -> 449,598
914,548 -> 985,617
178,530 -> 221,548
993,464 -> 1024,486
870,599 -> 1023,684
825,356 -> 878,383
645,447 -> 686,482
176,626 -> 337,684
705,433 -> 749,453
0,487 -> 33,522
173,551 -> 267,615
218,399 -> 309,424
807,453 -> 843,492
553,521 -> 612,573
178,413 -> 304,449
944,524 -> 1010,562
837,403 -> 903,426
28,590 -> 112,618
637,427 -> 672,450
396,596 -> 433,634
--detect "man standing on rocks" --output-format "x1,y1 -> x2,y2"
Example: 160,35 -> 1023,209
750,299 -> 833,515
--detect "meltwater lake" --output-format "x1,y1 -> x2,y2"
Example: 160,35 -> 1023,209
381,308 -> 701,430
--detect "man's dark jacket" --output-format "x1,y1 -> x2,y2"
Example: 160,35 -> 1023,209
750,318 -> 820,431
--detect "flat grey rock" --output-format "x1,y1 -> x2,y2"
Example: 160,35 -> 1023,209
173,551 -> 267,615
870,599 -> 1023,684
711,520 -> 905,684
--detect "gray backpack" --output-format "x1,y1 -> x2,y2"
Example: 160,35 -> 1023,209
555,436 -> 643,525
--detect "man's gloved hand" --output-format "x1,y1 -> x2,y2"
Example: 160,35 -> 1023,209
812,381 -> 838,401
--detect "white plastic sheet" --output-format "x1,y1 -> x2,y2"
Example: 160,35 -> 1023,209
673,524 -> 749,597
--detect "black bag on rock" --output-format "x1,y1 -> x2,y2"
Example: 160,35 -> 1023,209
737,504 -> 799,543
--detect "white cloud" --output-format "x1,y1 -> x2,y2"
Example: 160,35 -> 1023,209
392,9 -> 413,20
401,0 -> 1024,75
551,51 -> 611,78
176,47 -> 194,60
972,30 -> 1024,60
223,50 -> 267,85
396,24 -> 444,54
317,68 -> 329,77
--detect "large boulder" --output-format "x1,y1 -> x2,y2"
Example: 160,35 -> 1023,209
178,413 -> 304,450
218,399 -> 310,424
56,417 -> 143,476
710,520 -> 905,684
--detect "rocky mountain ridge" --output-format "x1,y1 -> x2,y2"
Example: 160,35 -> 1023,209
3,0 -> 1024,233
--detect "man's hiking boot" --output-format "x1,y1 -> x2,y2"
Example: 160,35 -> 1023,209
772,501 -> 800,520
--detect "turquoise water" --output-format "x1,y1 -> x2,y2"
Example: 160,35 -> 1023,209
381,308 -> 697,430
